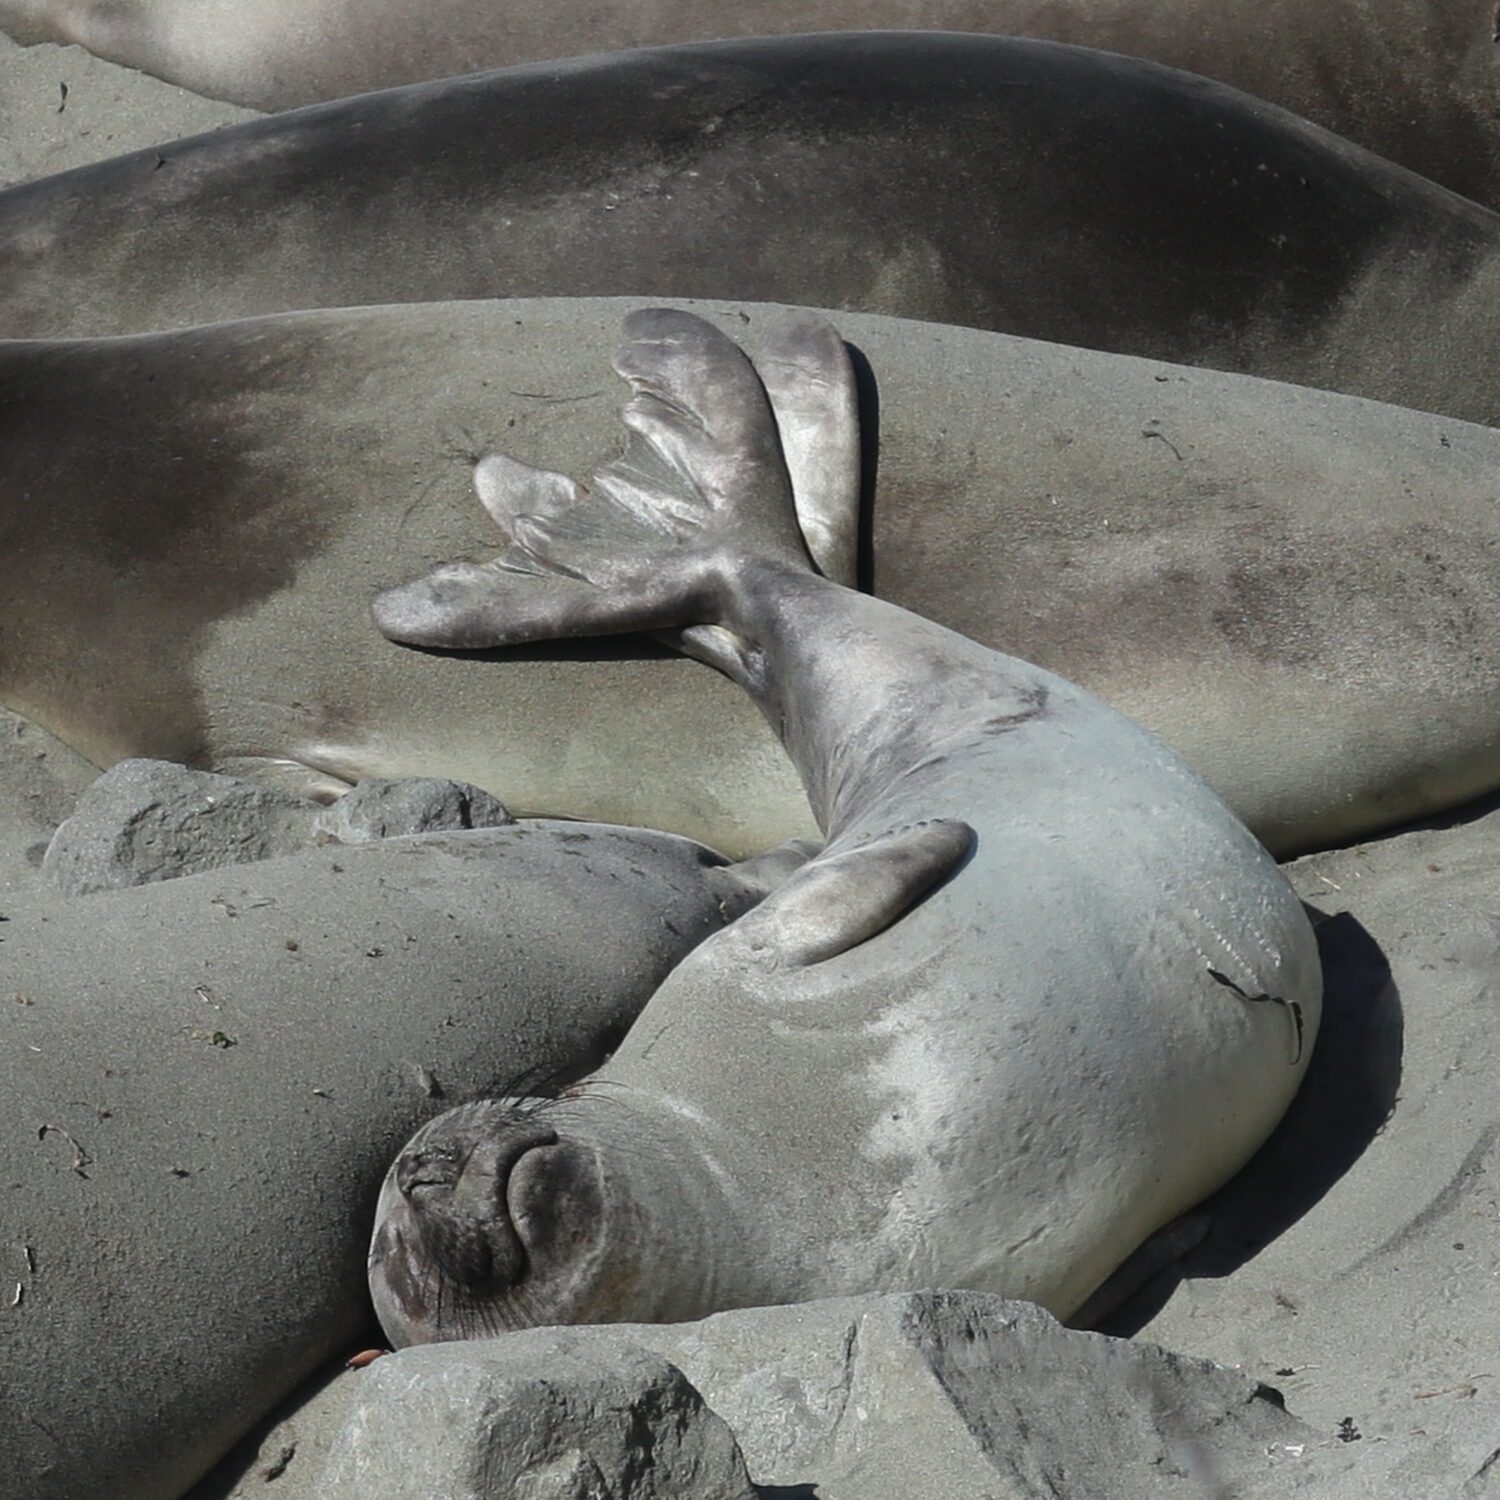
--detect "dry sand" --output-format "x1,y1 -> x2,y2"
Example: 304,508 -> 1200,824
0,33 -> 254,188
1132,812 -> 1500,1495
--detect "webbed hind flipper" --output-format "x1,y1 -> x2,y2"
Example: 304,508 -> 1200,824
373,309 -> 816,652
755,316 -> 861,588
472,450 -> 584,531
732,819 -> 973,968
370,550 -> 702,651
475,317 -> 859,584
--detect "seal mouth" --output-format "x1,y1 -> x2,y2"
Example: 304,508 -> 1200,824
397,1143 -> 466,1195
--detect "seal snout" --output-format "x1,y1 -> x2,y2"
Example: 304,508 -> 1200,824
395,1114 -> 559,1294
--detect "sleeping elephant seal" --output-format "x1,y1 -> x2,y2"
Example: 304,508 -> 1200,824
0,34 -> 1497,425
367,309 -> 1322,1342
5,296 -> 1500,857
0,1 -> 1493,211
0,820 -> 766,1500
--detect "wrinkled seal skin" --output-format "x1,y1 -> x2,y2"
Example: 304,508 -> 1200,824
367,309 -> 1322,1345
5,296 -> 1500,857
0,34 -> 1497,425
0,821 -> 769,1500
0,2 -> 1494,211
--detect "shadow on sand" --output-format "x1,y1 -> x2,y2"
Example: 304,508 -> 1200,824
1096,904 -> 1404,1337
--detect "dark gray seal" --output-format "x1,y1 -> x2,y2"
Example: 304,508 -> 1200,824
5,296 -> 1500,857
366,309 -> 1322,1343
0,34 -> 1497,425
0,821 -> 767,1500
0,2 -> 1494,213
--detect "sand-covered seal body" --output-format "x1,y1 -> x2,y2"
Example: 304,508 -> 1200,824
0,35 -> 1497,425
4,296 -> 1500,856
0,820 -> 767,1500
367,310 -> 1321,1342
1,1 -> 1494,214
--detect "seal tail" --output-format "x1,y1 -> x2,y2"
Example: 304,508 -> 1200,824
373,308 -> 855,653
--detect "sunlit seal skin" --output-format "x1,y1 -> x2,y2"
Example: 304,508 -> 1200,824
6,295 -> 1500,857
0,820 -> 776,1500
0,299 -> 858,840
366,309 -> 1322,1343
1,34 -> 1498,426
0,2 -> 1493,213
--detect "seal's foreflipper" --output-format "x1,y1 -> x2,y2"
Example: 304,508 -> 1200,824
755,316 -> 861,588
734,819 -> 973,967
214,754 -> 355,802
374,309 -> 820,652
706,837 -> 825,916
1065,1210 -> 1212,1329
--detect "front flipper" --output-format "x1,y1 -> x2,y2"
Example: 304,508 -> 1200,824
1066,1210 -> 1212,1330
733,819 -> 973,968
213,755 -> 355,803
705,837 -> 825,919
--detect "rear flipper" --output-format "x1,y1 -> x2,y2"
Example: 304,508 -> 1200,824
754,315 -> 861,587
474,314 -> 860,585
373,310 -> 844,654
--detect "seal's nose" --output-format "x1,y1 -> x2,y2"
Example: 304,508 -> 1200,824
395,1140 -> 464,1196
462,1123 -> 561,1204
399,1119 -> 559,1291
